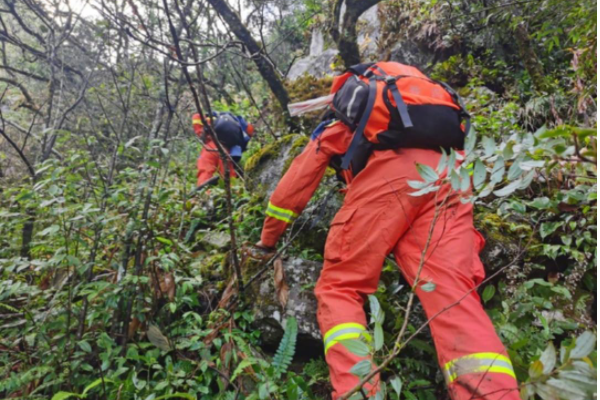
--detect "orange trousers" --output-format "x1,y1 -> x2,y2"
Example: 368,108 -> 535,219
315,148 -> 519,400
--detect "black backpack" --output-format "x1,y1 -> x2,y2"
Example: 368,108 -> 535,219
212,113 -> 245,150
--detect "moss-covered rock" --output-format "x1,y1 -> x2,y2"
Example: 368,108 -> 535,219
475,209 -> 533,273
244,257 -> 323,355
244,134 -> 310,198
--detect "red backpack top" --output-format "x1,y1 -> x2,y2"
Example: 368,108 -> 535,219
329,61 -> 470,173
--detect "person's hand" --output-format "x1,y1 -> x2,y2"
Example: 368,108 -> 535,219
242,241 -> 276,262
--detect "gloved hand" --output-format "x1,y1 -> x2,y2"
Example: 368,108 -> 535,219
242,241 -> 276,262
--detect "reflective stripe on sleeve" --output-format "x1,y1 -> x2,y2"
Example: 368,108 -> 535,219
443,352 -> 516,384
192,118 -> 203,125
265,201 -> 298,224
323,322 -> 369,354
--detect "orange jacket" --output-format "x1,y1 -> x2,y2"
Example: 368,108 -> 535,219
261,121 -> 352,248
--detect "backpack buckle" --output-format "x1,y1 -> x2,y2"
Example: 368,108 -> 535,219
384,75 -> 396,85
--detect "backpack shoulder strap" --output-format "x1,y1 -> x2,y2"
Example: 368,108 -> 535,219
340,78 -> 378,170
384,75 -> 414,129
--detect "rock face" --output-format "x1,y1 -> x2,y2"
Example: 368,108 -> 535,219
356,5 -> 380,59
244,134 -> 309,197
385,40 -> 436,70
287,4 -> 438,80
287,48 -> 338,81
287,29 -> 338,81
246,257 -> 324,356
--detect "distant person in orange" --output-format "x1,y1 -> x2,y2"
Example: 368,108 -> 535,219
192,112 -> 254,189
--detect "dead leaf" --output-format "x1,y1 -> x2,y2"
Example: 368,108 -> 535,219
220,341 -> 234,370
128,317 -> 141,339
203,328 -> 220,345
558,202 -> 578,212
217,278 -> 238,309
160,272 -> 176,302
146,324 -> 171,351
547,271 -> 560,284
219,341 -> 234,389
273,258 -> 289,308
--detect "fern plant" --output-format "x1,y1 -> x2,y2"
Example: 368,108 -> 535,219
272,317 -> 298,378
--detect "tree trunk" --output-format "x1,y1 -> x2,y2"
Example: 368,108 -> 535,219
329,0 -> 382,69
514,22 -> 548,92
205,0 -> 294,129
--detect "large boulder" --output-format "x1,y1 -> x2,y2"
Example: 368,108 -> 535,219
244,134 -> 309,197
287,48 -> 339,81
244,257 -> 324,356
357,5 -> 381,60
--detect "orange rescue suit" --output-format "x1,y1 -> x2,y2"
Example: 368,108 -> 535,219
260,121 -> 519,400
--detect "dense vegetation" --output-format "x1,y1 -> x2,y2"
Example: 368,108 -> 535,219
0,0 -> 596,399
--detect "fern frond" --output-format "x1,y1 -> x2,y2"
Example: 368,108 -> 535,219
272,317 -> 297,378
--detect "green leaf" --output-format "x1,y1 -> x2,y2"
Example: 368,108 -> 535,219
493,179 -> 522,197
507,158 -> 523,180
436,149 -> 448,173
156,236 -> 173,246
146,324 -> 171,351
154,393 -> 196,400
540,221 -> 562,239
38,225 -> 60,237
473,159 -> 486,190
450,169 -> 461,190
481,285 -> 495,303
368,295 -> 384,324
519,170 -> 535,189
231,359 -> 254,381
460,166 -> 470,192
273,317 -> 298,377
390,376 -> 402,396
464,128 -> 477,154
529,197 -> 551,209
341,339 -> 370,357
408,185 -> 439,197
416,163 -> 439,183
529,360 -> 544,379
407,180 -> 429,189
520,160 -> 545,170
490,156 -> 505,183
421,282 -> 436,292
557,370 -> 597,393
539,342 -> 556,374
51,392 -> 81,400
545,378 -> 588,399
78,341 -> 92,353
570,331 -> 596,359
349,359 -> 372,377
374,323 -> 384,351
481,136 -> 496,157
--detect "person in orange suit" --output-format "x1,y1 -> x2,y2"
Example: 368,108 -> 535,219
254,116 -> 519,399
192,112 -> 254,189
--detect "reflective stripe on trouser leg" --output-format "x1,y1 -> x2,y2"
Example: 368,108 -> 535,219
443,352 -> 516,384
265,201 -> 298,224
323,322 -> 369,354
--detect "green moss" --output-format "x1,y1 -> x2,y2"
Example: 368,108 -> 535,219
244,134 -> 303,173
281,135 -> 310,174
199,252 -> 227,277
285,76 -> 333,103
244,142 -> 279,172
